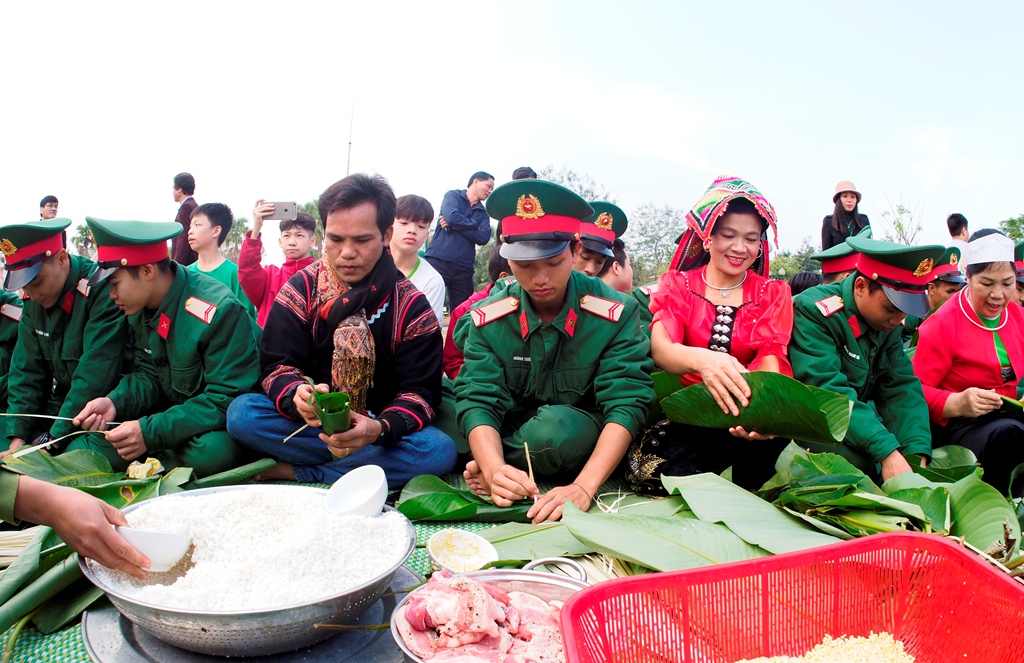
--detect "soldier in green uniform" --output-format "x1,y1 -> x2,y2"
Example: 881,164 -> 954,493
71,218 -> 260,477
454,180 -> 655,523
0,219 -> 128,456
1013,241 -> 1024,306
0,289 -> 23,414
901,247 -> 964,347
790,236 -> 948,481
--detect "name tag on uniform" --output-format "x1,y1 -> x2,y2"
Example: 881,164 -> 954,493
512,356 -> 531,362
34,329 -> 49,337
843,344 -> 861,360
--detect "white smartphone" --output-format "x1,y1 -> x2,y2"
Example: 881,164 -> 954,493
265,202 -> 298,221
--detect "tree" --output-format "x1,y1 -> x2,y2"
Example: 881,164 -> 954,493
769,239 -> 818,280
221,217 -> 251,263
537,165 -> 618,203
877,195 -> 922,246
473,242 -> 496,289
70,224 -> 95,259
626,203 -> 684,285
998,214 -> 1024,243
299,200 -> 323,258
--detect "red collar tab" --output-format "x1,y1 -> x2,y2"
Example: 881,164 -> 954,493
854,254 -> 932,292
61,291 -> 75,314
519,310 -> 530,340
564,308 -> 577,337
96,241 -> 170,268
847,314 -> 862,338
157,313 -> 171,339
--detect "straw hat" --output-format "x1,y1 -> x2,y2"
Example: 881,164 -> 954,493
833,180 -> 861,203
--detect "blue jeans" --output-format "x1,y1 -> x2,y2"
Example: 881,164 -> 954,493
226,393 -> 457,488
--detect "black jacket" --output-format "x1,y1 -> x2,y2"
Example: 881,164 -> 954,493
821,213 -> 870,250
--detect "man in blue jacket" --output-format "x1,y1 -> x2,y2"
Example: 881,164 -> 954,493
424,171 -> 494,309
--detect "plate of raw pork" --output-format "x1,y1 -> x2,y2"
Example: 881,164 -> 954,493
390,566 -> 588,663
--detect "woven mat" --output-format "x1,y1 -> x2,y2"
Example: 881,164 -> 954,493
2,473 -> 618,662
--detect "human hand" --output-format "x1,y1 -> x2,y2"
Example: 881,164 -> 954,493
527,483 -> 592,523
321,411 -> 379,456
0,438 -> 26,459
697,350 -> 751,416
105,421 -> 147,461
880,450 -> 913,482
252,199 -> 274,237
16,477 -> 150,579
294,382 -> 329,428
728,426 -> 775,441
73,397 -> 118,431
439,215 -> 448,229
954,388 -> 1003,418
484,464 -> 538,507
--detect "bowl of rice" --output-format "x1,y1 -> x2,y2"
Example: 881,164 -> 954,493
80,484 -> 416,657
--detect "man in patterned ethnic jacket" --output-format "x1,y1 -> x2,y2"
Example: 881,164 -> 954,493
227,174 -> 457,488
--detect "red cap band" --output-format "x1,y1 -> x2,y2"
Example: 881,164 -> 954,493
820,254 -> 859,274
5,234 -> 64,269
96,242 -> 170,267
579,222 -> 615,244
1016,260 -> 1024,275
501,214 -> 581,239
855,253 -> 933,290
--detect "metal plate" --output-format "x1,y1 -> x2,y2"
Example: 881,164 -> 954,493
81,566 -> 421,663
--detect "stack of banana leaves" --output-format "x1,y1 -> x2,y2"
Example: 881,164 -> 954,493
398,372 -> 1023,580
0,450 -> 274,660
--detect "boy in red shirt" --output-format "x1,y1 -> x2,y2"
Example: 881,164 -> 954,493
239,201 -> 318,327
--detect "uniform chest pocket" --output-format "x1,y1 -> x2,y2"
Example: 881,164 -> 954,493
503,363 -> 531,396
170,362 -> 204,399
59,332 -> 84,364
554,364 -> 597,398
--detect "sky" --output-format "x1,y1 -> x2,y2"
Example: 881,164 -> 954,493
3,1 -> 1023,264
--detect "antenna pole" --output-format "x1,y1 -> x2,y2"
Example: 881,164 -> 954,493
346,104 -> 355,176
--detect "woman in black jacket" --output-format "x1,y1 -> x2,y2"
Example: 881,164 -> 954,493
821,180 -> 870,250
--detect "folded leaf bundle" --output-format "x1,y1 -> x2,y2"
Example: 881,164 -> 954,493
661,372 -> 852,445
397,475 -> 531,522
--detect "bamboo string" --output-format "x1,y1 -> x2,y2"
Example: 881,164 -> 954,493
10,430 -> 99,459
282,424 -> 309,443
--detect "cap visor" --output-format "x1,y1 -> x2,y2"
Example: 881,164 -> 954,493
88,266 -> 119,286
580,239 -> 613,257
499,240 -> 570,261
937,273 -> 966,285
881,285 -> 931,318
4,262 -> 43,292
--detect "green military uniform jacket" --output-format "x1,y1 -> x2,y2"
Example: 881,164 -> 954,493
106,265 -> 260,452
0,469 -> 18,524
7,255 -> 128,441
0,290 -> 24,412
790,277 -> 932,463
453,271 -> 655,439
630,282 -> 657,339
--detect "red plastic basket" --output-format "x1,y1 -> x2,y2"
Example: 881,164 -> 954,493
560,532 -> 1024,662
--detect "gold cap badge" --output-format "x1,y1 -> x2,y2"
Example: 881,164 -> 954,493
0,240 -> 17,257
949,253 -> 958,266
515,194 -> 545,220
913,258 -> 934,278
594,212 -> 614,231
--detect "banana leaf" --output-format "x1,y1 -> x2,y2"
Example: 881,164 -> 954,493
397,475 -> 531,523
662,473 -> 839,554
661,372 -> 853,445
905,446 -> 980,483
815,510 -> 912,537
0,527 -> 50,605
1,449 -> 122,487
887,486 -> 951,534
0,554 -> 81,634
184,458 -> 277,490
561,502 -> 769,572
646,372 -> 686,423
806,492 -> 928,523
31,579 -> 105,634
780,506 -> 854,540
788,453 -> 883,496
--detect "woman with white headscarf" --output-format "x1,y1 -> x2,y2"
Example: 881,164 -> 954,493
913,229 -> 1024,496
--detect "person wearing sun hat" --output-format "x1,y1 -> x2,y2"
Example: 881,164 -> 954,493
0,219 -> 128,457
453,179 -> 654,523
575,201 -> 627,278
821,180 -> 871,251
912,230 -> 1024,496
811,226 -> 872,284
69,218 -> 260,478
790,236 -> 948,481
902,246 -> 966,347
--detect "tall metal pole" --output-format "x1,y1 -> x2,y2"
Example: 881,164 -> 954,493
346,103 -> 355,176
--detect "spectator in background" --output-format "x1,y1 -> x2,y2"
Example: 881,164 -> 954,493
390,195 -> 445,323
512,166 -> 537,180
788,271 -> 823,296
171,172 -> 198,266
821,180 -> 870,250
443,246 -> 512,381
186,203 -> 257,320
424,172 -> 494,310
597,239 -> 633,293
947,213 -> 969,252
39,196 -> 58,220
239,201 -> 318,327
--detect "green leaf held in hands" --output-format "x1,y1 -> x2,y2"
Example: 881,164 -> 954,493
661,372 -> 852,445
1,449 -> 122,487
397,475 -> 531,523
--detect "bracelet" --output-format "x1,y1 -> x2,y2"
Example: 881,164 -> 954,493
572,483 -> 593,502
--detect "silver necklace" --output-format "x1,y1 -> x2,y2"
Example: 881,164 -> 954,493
702,268 -> 747,299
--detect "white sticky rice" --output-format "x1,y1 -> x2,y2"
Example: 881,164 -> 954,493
91,487 -> 410,611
